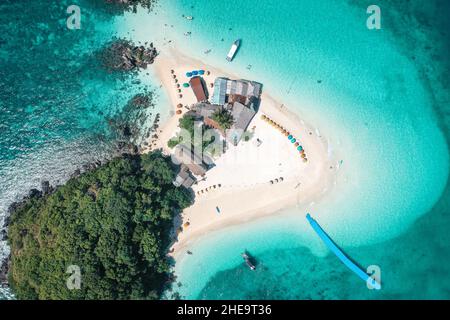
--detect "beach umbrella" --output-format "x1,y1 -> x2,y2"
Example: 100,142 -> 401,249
183,83 -> 190,88
280,177 -> 284,181
291,138 -> 296,143
172,75 -> 177,79
297,146 -> 303,151
270,180 -> 274,184
179,94 -> 183,98
192,70 -> 199,75
177,103 -> 183,108
178,89 -> 182,93
176,110 -> 182,115
303,158 -> 308,163
294,142 -> 299,147
206,71 -> 211,75
261,115 -> 266,120
183,222 -> 190,228
275,178 -> 279,183
288,135 -> 293,140
175,79 -> 179,83
176,84 -> 180,88
198,70 -> 205,75
171,69 -> 175,74
301,153 -> 306,158
186,72 -> 192,77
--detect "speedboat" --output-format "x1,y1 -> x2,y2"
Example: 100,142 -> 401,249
226,39 -> 240,62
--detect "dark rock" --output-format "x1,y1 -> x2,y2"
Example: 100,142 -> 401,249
28,188 -> 42,198
0,256 -> 10,287
41,180 -> 52,195
123,125 -> 132,137
70,169 -> 81,179
0,229 -> 7,241
3,216 -> 11,228
99,38 -> 158,72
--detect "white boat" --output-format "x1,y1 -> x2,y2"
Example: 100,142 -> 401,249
186,16 -> 194,20
226,39 -> 240,62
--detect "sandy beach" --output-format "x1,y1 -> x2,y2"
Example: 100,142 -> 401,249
143,47 -> 338,258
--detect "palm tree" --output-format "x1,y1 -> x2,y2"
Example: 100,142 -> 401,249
211,108 -> 234,130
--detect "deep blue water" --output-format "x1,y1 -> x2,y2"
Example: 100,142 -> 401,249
1,0 -> 450,300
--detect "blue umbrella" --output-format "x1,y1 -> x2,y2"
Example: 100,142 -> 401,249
288,135 -> 293,140
291,138 -> 296,143
297,146 -> 303,151
198,70 -> 205,75
186,72 -> 192,77
192,70 -> 199,76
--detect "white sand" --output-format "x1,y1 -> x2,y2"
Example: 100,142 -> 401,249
142,47 -> 337,257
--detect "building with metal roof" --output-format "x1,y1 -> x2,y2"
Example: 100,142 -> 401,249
211,77 -> 262,110
226,102 -> 256,146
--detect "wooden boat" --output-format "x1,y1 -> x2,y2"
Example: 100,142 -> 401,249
226,39 -> 240,62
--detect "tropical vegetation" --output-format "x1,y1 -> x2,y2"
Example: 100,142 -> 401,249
7,151 -> 192,300
211,108 -> 234,130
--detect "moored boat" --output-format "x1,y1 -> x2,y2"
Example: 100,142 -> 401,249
226,39 -> 240,62
241,251 -> 256,270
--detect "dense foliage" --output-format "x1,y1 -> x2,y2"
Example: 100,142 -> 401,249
211,108 -> 234,130
167,114 -> 215,151
7,152 -> 192,300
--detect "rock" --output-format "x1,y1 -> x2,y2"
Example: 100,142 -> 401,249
100,39 -> 158,72
0,229 -> 7,241
3,215 -> 11,228
41,180 -> 52,195
70,168 -> 81,179
123,125 -> 132,137
0,256 -> 10,286
28,188 -> 42,198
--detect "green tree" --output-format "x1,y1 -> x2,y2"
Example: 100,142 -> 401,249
7,151 -> 192,300
211,108 -> 234,130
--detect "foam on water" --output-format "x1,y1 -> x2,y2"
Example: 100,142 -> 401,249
116,0 -> 449,298
0,0 -> 165,293
1,0 -> 448,299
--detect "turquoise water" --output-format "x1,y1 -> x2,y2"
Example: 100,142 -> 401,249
116,0 -> 449,299
1,0 -> 449,300
0,0 -> 165,295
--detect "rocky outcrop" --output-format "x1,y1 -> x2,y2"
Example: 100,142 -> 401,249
0,255 -> 10,288
100,39 -> 158,72
105,0 -> 158,12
